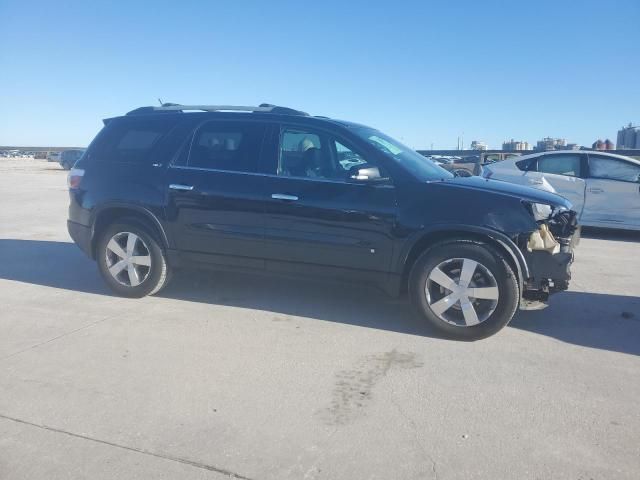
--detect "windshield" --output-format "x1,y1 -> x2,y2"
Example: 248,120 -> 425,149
353,128 -> 453,181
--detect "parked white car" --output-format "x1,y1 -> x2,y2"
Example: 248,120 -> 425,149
483,151 -> 640,231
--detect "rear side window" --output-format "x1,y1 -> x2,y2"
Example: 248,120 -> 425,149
589,156 -> 640,182
89,117 -> 178,163
186,121 -> 265,173
117,130 -> 161,150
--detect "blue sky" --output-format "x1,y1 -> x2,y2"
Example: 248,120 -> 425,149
1,0 -> 638,149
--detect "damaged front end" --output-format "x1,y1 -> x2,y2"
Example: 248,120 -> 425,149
518,203 -> 579,309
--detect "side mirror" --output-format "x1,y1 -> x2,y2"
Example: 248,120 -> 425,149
349,166 -> 388,183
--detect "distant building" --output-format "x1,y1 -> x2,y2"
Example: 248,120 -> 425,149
564,143 -> 581,150
470,140 -> 488,151
616,123 -> 640,149
588,139 -> 614,151
502,139 -> 530,151
536,137 -> 566,151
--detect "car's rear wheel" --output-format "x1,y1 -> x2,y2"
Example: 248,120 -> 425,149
97,222 -> 170,297
410,241 -> 519,340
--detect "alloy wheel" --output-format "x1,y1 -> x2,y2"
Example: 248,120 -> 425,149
424,257 -> 499,327
105,232 -> 152,287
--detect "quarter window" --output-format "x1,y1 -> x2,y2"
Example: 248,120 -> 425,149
90,117 -> 178,163
187,121 -> 265,172
589,156 -> 640,182
536,154 -> 582,177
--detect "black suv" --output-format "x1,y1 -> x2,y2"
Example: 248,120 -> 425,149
67,104 -> 578,340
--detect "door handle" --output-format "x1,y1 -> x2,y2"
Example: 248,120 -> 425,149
169,184 -> 194,191
271,193 -> 299,201
588,187 -> 604,194
528,179 -> 544,185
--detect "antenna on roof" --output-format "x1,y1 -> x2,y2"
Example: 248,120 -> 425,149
157,98 -> 163,106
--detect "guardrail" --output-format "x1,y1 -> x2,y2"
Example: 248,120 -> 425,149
417,149 -> 640,160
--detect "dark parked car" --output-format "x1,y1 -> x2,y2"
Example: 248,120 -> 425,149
67,104 -> 578,340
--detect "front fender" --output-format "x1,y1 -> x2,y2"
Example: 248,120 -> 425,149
395,224 -> 529,288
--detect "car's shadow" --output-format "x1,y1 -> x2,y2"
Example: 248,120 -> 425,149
581,226 -> 640,243
0,238 -> 638,355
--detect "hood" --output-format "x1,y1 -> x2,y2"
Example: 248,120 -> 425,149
440,176 -> 572,209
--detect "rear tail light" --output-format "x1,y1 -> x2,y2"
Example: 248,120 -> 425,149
68,168 -> 85,189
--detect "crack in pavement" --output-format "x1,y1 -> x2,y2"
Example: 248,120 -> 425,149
0,306 -> 140,362
0,413 -> 253,479
301,426 -> 339,480
390,396 -> 439,480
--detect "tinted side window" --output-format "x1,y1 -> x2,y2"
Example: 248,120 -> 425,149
589,156 -> 640,182
187,121 -> 265,173
89,117 -> 178,163
536,154 -> 581,177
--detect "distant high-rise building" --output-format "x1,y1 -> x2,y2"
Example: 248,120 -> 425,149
536,137 -> 567,151
502,139 -> 530,151
616,123 -> 640,149
470,140 -> 488,151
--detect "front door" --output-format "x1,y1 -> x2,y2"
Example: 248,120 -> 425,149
262,125 -> 397,275
165,120 -> 268,268
530,153 -> 587,217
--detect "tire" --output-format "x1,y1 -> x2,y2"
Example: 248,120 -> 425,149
96,221 -> 171,298
62,161 -> 71,170
409,241 -> 519,340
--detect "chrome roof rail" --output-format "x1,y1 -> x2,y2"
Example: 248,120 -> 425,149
126,103 -> 309,116
154,104 -> 274,112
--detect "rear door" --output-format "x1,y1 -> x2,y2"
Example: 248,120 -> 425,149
164,119 -> 268,268
261,123 -> 397,276
582,154 -> 640,229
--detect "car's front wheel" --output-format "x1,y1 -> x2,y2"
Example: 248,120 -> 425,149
96,222 -> 170,298
410,241 -> 519,340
